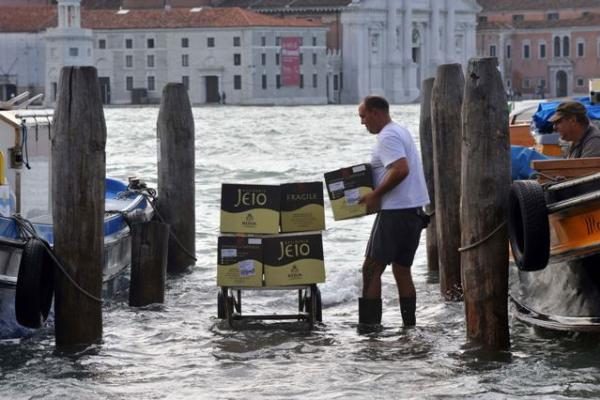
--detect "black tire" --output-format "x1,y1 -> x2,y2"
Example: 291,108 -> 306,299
15,238 -> 55,328
315,286 -> 322,323
217,290 -> 225,319
508,180 -> 550,271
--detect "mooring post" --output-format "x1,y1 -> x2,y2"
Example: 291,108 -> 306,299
419,77 -> 438,274
460,57 -> 510,350
52,66 -> 105,348
156,83 -> 196,273
129,221 -> 169,307
431,64 -> 465,300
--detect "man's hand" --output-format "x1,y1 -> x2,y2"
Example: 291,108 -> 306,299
359,191 -> 381,214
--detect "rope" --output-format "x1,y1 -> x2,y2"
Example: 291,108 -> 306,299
121,185 -> 197,263
11,215 -> 103,304
458,221 -> 507,253
531,171 -> 563,184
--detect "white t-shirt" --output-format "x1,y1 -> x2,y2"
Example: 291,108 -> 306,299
371,121 -> 430,210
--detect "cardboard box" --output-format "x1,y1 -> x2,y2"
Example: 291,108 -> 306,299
280,182 -> 325,233
217,236 -> 263,287
324,163 -> 374,220
263,233 -> 325,286
220,184 -> 280,234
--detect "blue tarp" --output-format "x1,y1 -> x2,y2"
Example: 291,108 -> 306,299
533,97 -> 600,134
511,145 -> 551,180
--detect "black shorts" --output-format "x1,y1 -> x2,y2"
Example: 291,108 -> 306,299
365,208 -> 425,267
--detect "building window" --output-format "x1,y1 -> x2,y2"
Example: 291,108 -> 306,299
234,54 -> 241,66
312,36 -> 317,46
276,36 -> 281,46
539,43 -> 546,59
182,75 -> 189,90
147,76 -> 155,91
299,74 -> 304,89
147,54 -> 155,68
182,54 -> 189,67
547,12 -> 559,21
261,36 -> 266,46
577,40 -> 585,57
523,78 -> 530,89
597,39 -> 600,57
69,47 -> 78,57
489,45 -> 496,57
333,74 -> 339,91
300,53 -> 303,65
512,14 -> 524,22
506,44 -> 511,59
126,76 -> 133,90
147,38 -> 154,49
563,36 -> 570,57
125,38 -> 133,49
181,37 -> 189,48
234,75 -> 241,90
577,77 -> 585,87
276,53 -> 280,65
554,36 -> 561,57
233,36 -> 241,47
312,53 -> 317,65
98,39 -> 106,49
261,53 -> 266,66
523,43 -> 530,59
312,74 -> 317,88
262,74 -> 267,90
125,54 -> 133,68
207,37 -> 215,47
478,16 -> 488,23
276,74 -> 281,89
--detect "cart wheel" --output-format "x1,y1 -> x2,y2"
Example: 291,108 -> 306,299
315,286 -> 322,323
217,290 -> 226,319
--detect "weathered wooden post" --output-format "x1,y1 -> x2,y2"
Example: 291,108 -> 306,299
431,64 -> 465,300
460,57 -> 510,350
156,83 -> 196,273
419,77 -> 438,274
129,221 -> 169,306
52,66 -> 105,348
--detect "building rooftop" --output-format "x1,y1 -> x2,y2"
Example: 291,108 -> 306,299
0,5 -> 322,33
478,11 -> 600,30
477,0 -> 600,13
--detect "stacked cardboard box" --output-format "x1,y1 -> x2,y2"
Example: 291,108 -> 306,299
217,182 -> 326,287
324,163 -> 374,220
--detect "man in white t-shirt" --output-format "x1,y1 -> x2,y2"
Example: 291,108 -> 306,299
357,95 -> 430,329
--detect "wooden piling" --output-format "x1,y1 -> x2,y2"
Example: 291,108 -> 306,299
156,83 -> 196,273
52,66 -> 105,348
419,77 -> 438,274
129,221 -> 169,307
460,57 -> 510,350
431,64 -> 465,300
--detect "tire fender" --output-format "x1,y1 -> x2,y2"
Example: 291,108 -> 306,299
508,180 -> 550,271
15,238 -> 54,328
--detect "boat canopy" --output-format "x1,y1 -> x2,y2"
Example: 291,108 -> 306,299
533,97 -> 600,134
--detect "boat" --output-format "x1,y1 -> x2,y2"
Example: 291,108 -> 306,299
0,101 -> 153,338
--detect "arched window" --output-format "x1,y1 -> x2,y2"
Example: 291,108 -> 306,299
554,36 -> 561,57
563,36 -> 570,57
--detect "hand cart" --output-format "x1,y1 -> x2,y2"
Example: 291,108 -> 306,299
217,284 -> 322,329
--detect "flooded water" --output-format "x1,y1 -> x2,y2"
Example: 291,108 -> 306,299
2,104 -> 600,399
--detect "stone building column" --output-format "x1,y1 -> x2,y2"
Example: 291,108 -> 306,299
445,0 -> 456,63
402,0 -> 418,100
429,0 -> 441,77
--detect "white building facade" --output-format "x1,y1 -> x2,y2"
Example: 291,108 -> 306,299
341,0 -> 481,103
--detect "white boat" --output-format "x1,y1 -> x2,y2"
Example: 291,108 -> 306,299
0,102 -> 152,338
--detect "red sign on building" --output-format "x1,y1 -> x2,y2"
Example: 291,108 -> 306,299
281,37 -> 301,87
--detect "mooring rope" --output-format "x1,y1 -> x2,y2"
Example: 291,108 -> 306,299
11,214 -> 103,304
457,221 -> 507,253
119,185 -> 197,263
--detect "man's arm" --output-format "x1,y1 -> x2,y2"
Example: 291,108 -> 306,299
360,158 -> 409,212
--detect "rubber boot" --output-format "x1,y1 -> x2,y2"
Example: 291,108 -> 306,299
400,297 -> 416,327
358,297 -> 382,332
